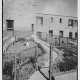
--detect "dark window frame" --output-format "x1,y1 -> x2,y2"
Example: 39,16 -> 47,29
6,20 -> 14,29
60,18 -> 62,23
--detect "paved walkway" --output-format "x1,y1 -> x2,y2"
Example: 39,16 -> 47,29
55,71 -> 77,80
28,35 -> 58,80
28,71 -> 46,80
32,35 -> 58,67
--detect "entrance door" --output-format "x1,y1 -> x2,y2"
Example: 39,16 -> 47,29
69,32 -> 72,38
49,30 -> 53,37
59,31 -> 63,37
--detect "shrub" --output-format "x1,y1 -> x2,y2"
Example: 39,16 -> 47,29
18,38 -> 26,42
62,52 -> 73,57
3,60 -> 14,78
37,43 -> 46,55
57,56 -> 77,72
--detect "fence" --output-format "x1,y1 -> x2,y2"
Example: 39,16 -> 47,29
36,32 -> 77,46
13,45 -> 43,80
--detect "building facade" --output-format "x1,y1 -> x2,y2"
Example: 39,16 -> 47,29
3,0 -> 36,38
3,0 -> 78,39
34,13 -> 78,39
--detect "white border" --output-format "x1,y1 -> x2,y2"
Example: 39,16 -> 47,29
0,0 -> 2,79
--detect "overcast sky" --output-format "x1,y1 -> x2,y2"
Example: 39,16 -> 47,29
33,0 -> 77,17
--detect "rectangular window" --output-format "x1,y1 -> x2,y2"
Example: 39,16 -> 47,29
51,17 -> 53,22
75,32 -> 78,38
75,20 -> 78,27
32,24 -> 34,32
69,32 -> 72,38
36,17 -> 43,25
68,19 -> 73,26
60,18 -> 62,23
59,31 -> 63,37
6,20 -> 14,29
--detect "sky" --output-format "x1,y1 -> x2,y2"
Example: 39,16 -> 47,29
33,0 -> 78,17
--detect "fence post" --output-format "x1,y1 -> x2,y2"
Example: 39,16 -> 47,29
14,55 -> 17,80
35,46 -> 38,71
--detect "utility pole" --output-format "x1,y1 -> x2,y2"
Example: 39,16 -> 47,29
49,44 -> 52,80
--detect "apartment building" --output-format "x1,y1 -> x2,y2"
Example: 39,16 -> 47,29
3,0 -> 78,39
34,13 -> 78,39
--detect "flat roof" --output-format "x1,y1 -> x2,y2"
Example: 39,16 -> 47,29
36,13 -> 78,18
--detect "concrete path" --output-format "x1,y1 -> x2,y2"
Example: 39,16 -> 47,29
32,35 -> 58,67
55,71 -> 77,80
28,71 -> 46,80
28,35 -> 58,80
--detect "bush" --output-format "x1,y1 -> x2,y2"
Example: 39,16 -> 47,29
62,52 -> 73,57
57,56 -> 77,72
18,38 -> 26,42
37,43 -> 46,55
3,60 -> 13,76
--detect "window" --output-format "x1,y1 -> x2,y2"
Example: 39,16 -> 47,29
59,31 -> 63,37
6,20 -> 14,29
75,32 -> 78,38
51,17 -> 53,22
69,32 -> 72,38
60,18 -> 62,23
74,20 -> 78,27
36,17 -> 43,25
68,19 -> 73,26
32,24 -> 34,32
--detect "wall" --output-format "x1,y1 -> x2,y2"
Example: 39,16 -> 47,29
3,0 -> 36,37
35,13 -> 78,38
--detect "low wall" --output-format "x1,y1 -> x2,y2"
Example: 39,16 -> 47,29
54,69 -> 77,80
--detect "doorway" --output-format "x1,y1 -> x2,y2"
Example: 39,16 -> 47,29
69,32 -> 72,38
59,31 -> 63,37
49,30 -> 53,37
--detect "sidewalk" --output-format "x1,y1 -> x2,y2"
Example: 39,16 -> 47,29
32,35 -> 58,63
28,71 -> 46,80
